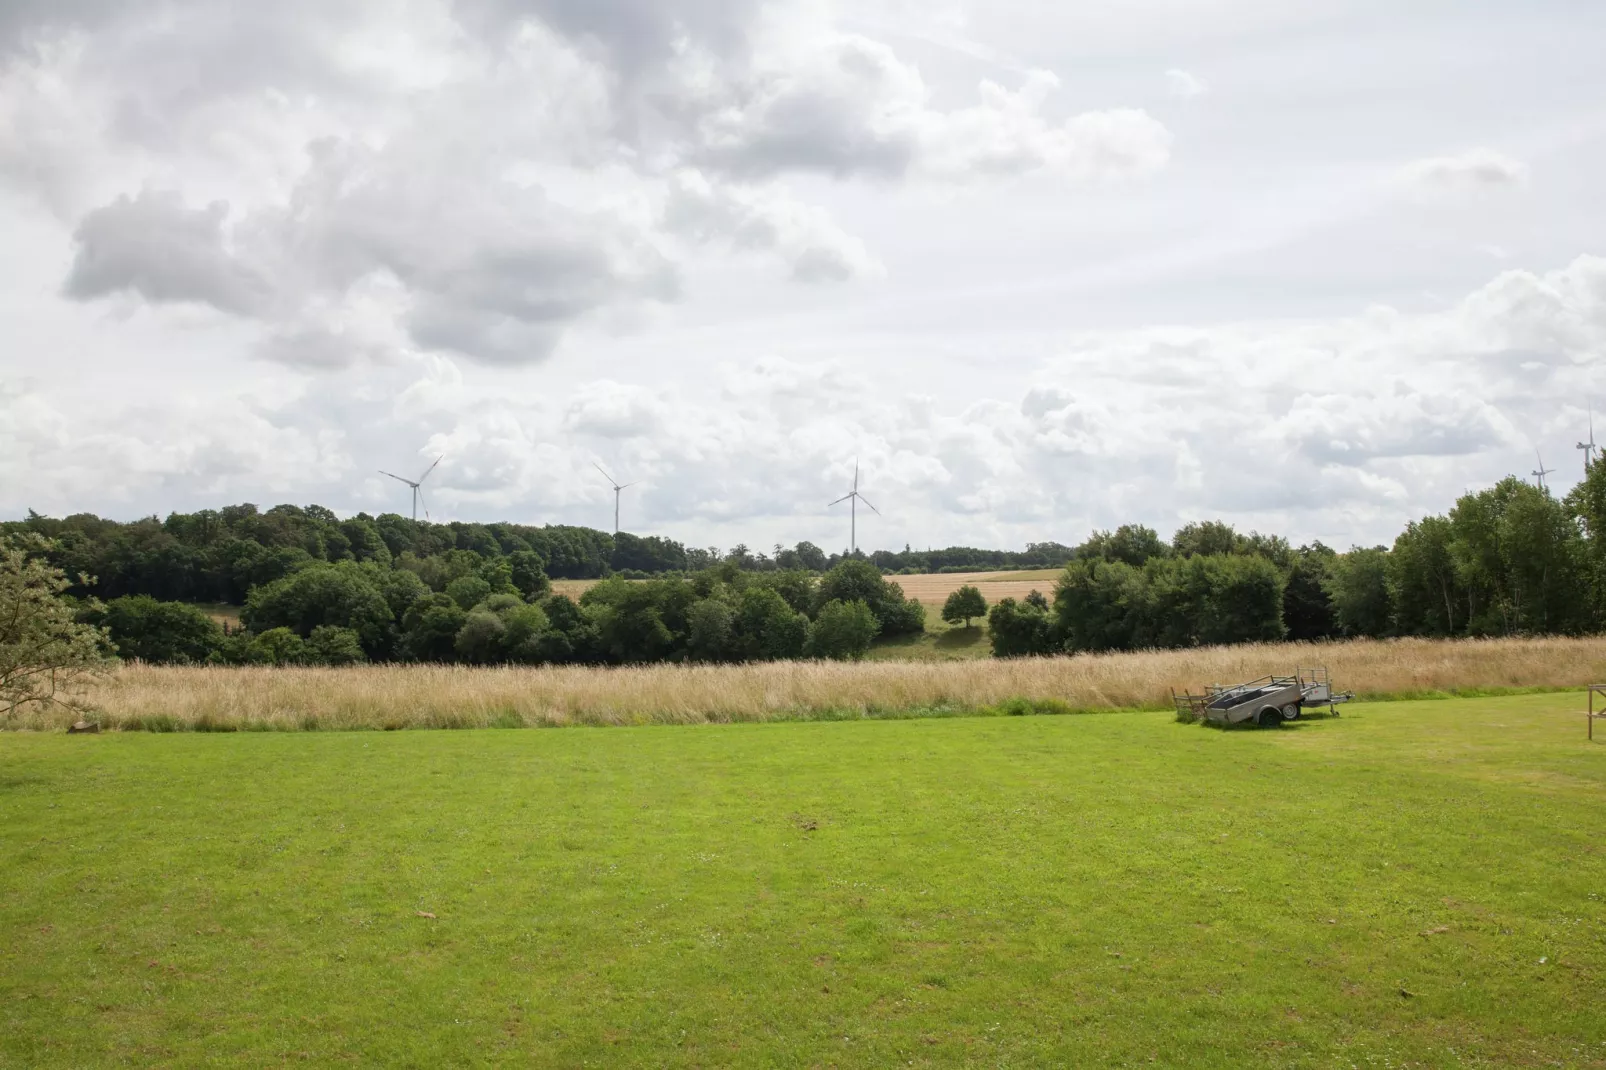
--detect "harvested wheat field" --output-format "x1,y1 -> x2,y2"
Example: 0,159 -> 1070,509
18,635 -> 1606,732
887,570 -> 1058,608
548,578 -> 602,600
548,570 -> 1057,609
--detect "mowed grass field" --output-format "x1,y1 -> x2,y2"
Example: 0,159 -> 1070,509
4,692 -> 1605,1067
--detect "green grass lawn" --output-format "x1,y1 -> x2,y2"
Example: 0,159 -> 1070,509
3,693 -> 1605,1067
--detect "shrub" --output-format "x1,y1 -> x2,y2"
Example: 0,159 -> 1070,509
253,627 -> 308,666
455,609 -> 507,663
307,625 -> 367,666
988,597 -> 1054,658
97,595 -> 224,663
735,587 -> 810,661
241,563 -> 395,657
445,575 -> 493,611
686,598 -> 736,662
808,599 -> 879,661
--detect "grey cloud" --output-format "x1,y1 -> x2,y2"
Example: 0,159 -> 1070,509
0,0 -> 123,51
453,0 -> 757,72
289,145 -> 680,363
662,169 -> 880,282
1401,148 -> 1528,193
1283,393 -> 1510,464
685,43 -> 1170,184
63,189 -> 269,313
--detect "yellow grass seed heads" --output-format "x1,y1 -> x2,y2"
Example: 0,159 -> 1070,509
13,635 -> 1606,731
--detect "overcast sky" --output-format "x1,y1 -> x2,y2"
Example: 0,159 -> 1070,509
3,0 -> 1604,554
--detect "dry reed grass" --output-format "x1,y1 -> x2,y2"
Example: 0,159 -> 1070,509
11,635 -> 1606,732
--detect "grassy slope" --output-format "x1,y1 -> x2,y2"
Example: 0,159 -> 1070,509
866,618 -> 992,661
3,694 -> 1605,1068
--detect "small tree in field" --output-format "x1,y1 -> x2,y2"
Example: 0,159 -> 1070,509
941,585 -> 988,628
1,537 -> 115,721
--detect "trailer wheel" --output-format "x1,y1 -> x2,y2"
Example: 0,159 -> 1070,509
1281,703 -> 1301,722
1256,707 -> 1283,728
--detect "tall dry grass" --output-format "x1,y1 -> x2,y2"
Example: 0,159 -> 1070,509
10,635 -> 1606,732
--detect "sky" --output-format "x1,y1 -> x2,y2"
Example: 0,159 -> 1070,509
3,0 -> 1605,555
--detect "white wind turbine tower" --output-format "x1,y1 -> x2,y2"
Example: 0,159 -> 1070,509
593,462 -> 637,534
379,455 -> 443,521
829,460 -> 880,555
1578,404 -> 1598,475
1532,448 -> 1556,494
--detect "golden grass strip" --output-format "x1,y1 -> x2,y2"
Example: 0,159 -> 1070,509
10,635 -> 1606,732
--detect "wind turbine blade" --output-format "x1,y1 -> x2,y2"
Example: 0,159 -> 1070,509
418,455 -> 444,483
828,493 -> 853,506
592,461 -> 619,488
857,494 -> 881,515
853,459 -> 859,492
379,470 -> 415,486
417,487 -> 431,521
620,482 -> 639,490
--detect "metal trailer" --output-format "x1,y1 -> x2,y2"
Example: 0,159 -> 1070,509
1173,667 -> 1354,727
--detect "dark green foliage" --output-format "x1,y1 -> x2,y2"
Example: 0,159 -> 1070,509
816,560 -> 924,636
454,610 -> 507,664
808,599 -> 879,660
401,594 -> 467,663
1387,519 -> 1460,636
866,541 -> 1071,573
581,578 -> 689,664
307,626 -> 367,666
1170,520 -> 1243,559
686,599 -> 736,662
445,575 -> 493,610
1324,548 -> 1393,638
95,595 -> 224,664
535,594 -> 600,664
500,604 -> 552,663
1054,553 -> 1285,652
1053,559 -> 1148,652
1283,544 -> 1337,641
507,551 -> 552,601
241,563 -> 396,657
750,570 -> 817,615
941,585 -> 987,627
987,596 -> 1054,657
733,587 -> 810,661
252,627 -> 308,666
1079,525 -> 1167,567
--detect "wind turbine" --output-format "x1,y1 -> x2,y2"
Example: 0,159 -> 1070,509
593,462 -> 637,534
829,460 -> 880,555
1532,448 -> 1555,494
379,455 -> 443,521
1578,404 -> 1598,475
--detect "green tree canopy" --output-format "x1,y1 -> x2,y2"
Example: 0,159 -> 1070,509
941,585 -> 987,627
808,599 -> 879,661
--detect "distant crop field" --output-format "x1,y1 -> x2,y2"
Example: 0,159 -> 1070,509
890,570 -> 1058,609
16,635 -> 1606,732
548,578 -> 602,600
4,692 -> 1604,1065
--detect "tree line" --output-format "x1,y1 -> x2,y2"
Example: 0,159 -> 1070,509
986,467 -> 1606,657
8,459 -> 1605,667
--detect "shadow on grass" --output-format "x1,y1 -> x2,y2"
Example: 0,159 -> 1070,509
934,627 -> 987,652
1190,710 -> 1341,732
